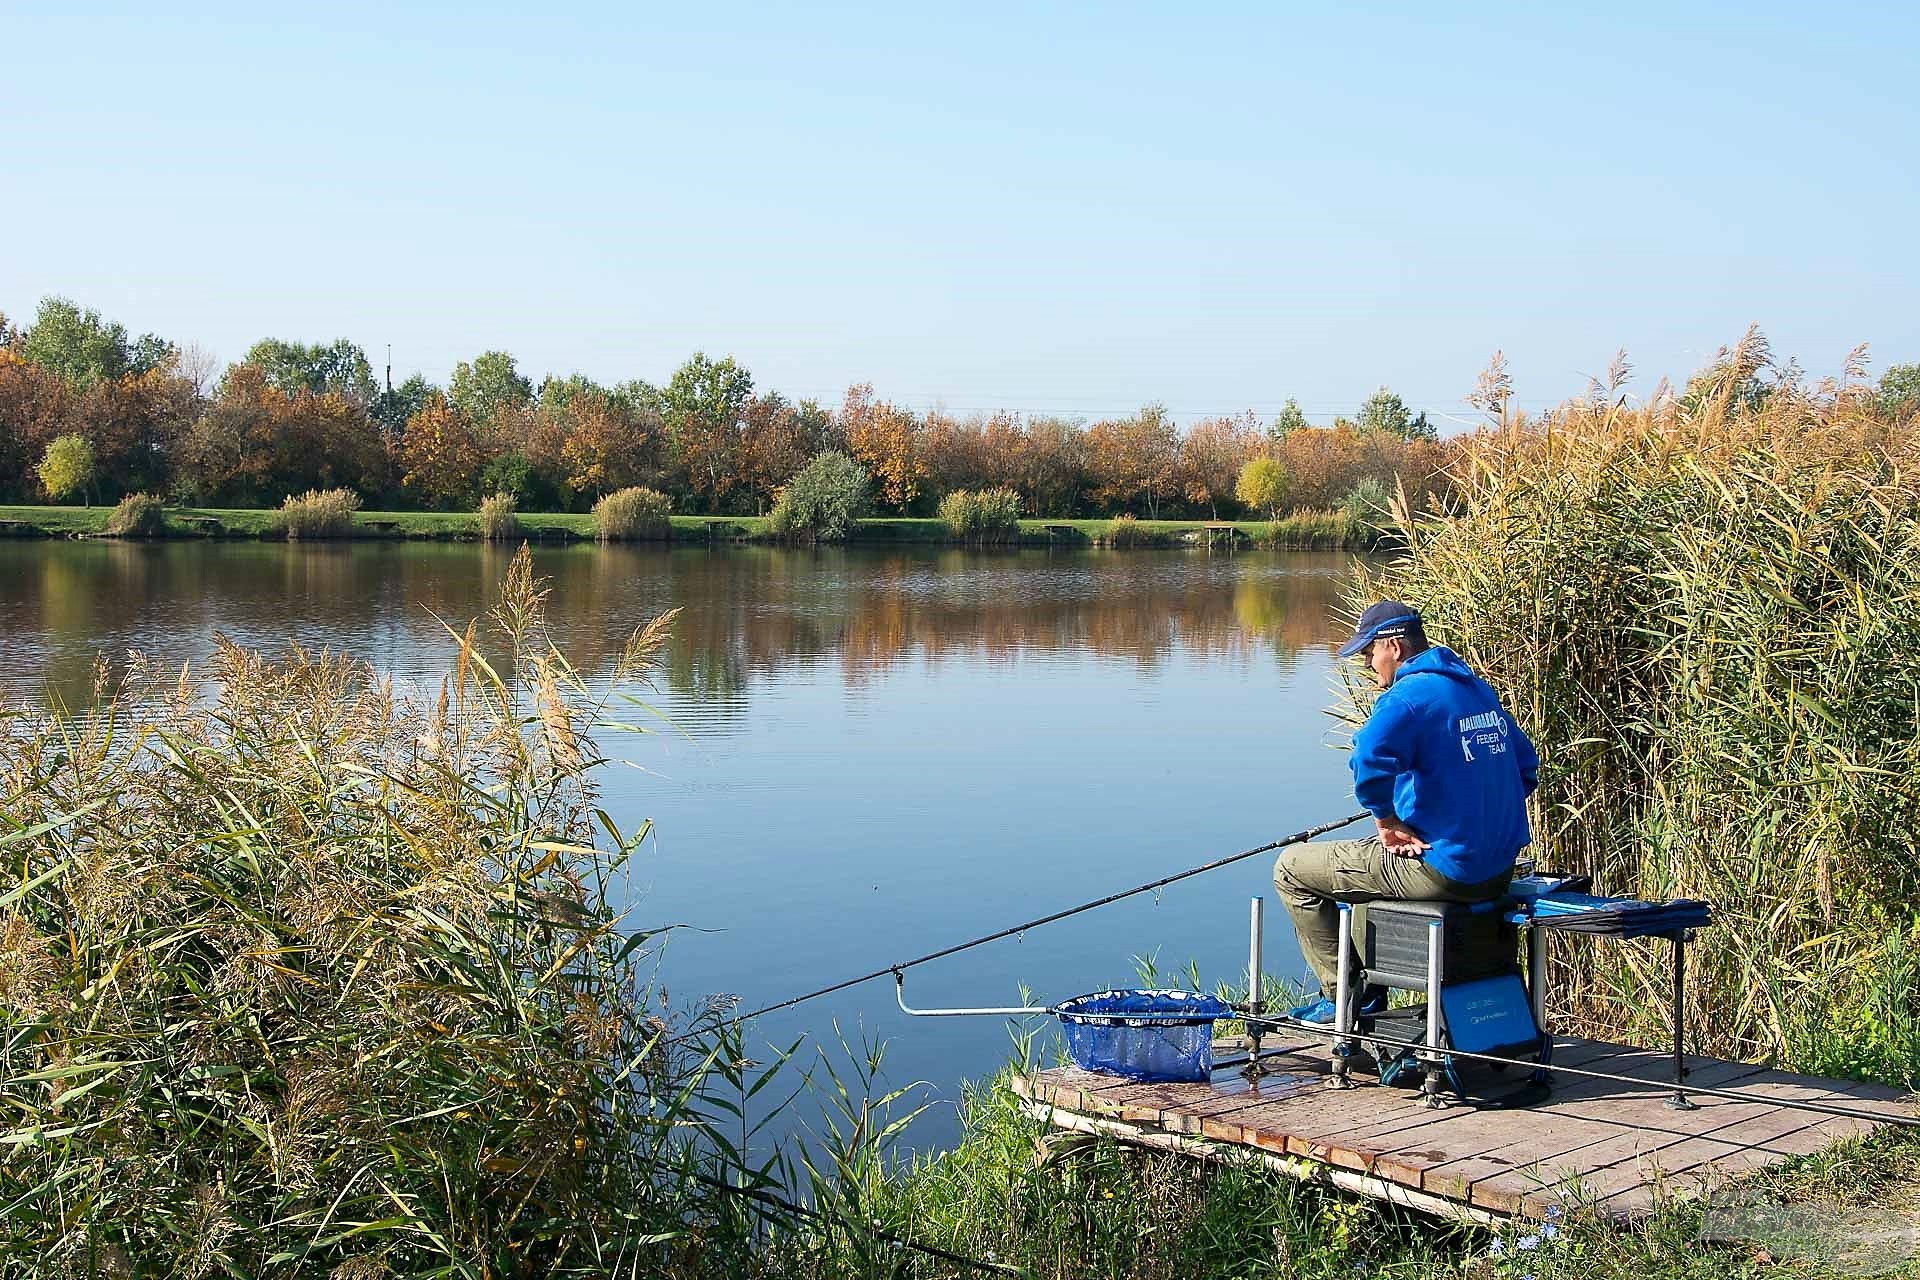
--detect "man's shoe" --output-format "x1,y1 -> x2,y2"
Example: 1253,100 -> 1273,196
1288,988 -> 1388,1027
1286,995 -> 1338,1024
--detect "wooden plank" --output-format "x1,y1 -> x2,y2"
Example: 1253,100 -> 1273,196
1019,1036 -> 1912,1226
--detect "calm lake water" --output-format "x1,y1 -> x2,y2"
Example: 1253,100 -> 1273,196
0,540 -> 1366,1150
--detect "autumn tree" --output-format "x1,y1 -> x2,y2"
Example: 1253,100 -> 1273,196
1085,404 -> 1178,517
738,393 -> 831,514
1016,416 -> 1087,515
389,393 -> 486,509
1178,411 -> 1259,518
178,364 -> 386,504
555,391 -> 663,502
841,383 -> 927,512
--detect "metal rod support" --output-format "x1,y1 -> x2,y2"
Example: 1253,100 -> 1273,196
1332,904 -> 1354,1082
1247,897 -> 1264,1017
1665,932 -> 1698,1110
894,972 -> 1048,1018
1422,918 -> 1446,1105
1528,922 -> 1547,1033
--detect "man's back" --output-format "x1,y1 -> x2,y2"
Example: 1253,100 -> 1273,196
1349,645 -> 1538,884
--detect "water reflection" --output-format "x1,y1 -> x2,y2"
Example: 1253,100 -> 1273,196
0,543 -> 1353,710
0,539 -> 1365,1152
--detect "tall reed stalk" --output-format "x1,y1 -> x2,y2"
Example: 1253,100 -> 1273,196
1356,335 -> 1920,1079
0,548 -> 784,1277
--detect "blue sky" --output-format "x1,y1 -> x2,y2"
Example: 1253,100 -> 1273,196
4,2 -> 1915,425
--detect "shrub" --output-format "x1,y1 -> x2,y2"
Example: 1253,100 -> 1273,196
104,492 -> 167,537
270,487 -> 361,538
477,491 -> 520,541
769,450 -> 870,542
1106,513 -> 1145,547
1339,476 -> 1392,523
592,486 -> 672,540
938,487 -> 1022,542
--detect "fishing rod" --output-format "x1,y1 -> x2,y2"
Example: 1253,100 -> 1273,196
735,810 -> 1369,1023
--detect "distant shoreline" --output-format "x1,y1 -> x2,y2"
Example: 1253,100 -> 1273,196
0,504 -> 1382,550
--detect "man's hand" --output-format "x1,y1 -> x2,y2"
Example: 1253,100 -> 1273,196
1376,815 -> 1431,858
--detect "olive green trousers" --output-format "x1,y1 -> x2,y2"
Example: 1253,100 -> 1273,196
1272,836 -> 1509,993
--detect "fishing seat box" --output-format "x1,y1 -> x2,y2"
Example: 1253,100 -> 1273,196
1357,899 -> 1517,992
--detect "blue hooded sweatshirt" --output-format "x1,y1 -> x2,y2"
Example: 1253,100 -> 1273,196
1349,645 -> 1539,884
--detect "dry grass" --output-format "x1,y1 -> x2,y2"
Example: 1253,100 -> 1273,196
270,487 -> 361,538
592,486 -> 672,541
1355,331 -> 1920,1079
477,490 -> 520,541
0,549 -> 739,1277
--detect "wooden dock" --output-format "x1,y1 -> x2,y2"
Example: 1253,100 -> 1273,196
1012,1031 -> 1914,1224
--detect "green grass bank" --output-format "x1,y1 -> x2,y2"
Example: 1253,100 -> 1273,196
0,503 -> 1373,549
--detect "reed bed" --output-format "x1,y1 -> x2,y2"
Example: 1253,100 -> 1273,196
476,490 -> 521,541
592,486 -> 673,541
1356,336 -> 1920,1078
0,549 -> 768,1278
270,487 -> 362,539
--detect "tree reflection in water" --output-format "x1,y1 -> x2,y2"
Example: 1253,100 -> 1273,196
0,542 -> 1353,712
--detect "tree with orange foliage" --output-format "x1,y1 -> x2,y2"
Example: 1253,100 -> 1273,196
556,391 -> 661,501
841,383 -> 927,512
737,393 -> 831,513
1015,416 -> 1088,515
176,363 -> 386,504
0,348 -> 68,501
1178,411 -> 1260,517
396,393 -> 488,509
1086,404 -> 1179,517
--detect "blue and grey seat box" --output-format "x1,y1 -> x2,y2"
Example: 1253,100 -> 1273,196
1358,899 -> 1516,991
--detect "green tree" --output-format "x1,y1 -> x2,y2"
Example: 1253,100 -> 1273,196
1356,386 -> 1434,440
449,351 -> 534,424
22,297 -> 170,389
372,373 -> 437,437
1879,363 -> 1920,422
1234,454 -> 1291,518
37,433 -> 96,504
243,338 -> 377,407
663,353 -> 754,508
1269,398 -> 1308,440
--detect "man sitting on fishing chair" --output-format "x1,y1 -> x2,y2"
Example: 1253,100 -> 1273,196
1275,600 -> 1539,1024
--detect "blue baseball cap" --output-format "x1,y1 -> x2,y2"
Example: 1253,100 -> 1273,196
1337,601 -> 1422,659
